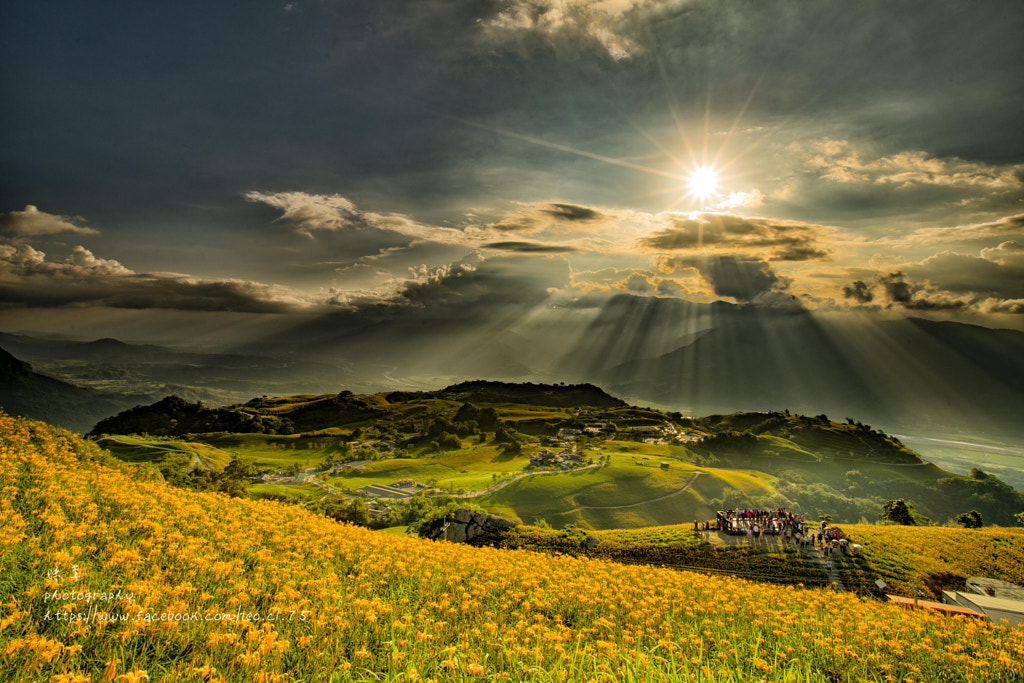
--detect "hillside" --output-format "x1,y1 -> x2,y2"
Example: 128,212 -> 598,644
0,347 -> 146,434
86,386 -> 1024,529
0,331 -> 354,407
433,380 -> 627,408
3,412 -> 1023,683
600,309 -> 1024,437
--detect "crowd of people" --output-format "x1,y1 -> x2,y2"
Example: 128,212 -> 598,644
702,508 -> 852,556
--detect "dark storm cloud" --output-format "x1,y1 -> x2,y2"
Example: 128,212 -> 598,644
660,254 -> 797,306
481,241 -> 581,254
542,203 -> 604,222
840,245 -> 1024,314
640,214 -> 831,261
0,241 -> 306,313
905,251 -> 1024,299
328,255 -> 572,319
841,280 -> 874,304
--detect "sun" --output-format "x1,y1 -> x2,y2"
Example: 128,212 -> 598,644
688,165 -> 719,202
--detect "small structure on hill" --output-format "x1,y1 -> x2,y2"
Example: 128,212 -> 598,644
965,577 -> 1024,603
941,591 -> 1024,629
887,595 -> 986,620
357,483 -> 413,499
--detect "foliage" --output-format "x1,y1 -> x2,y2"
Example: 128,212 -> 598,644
955,510 -> 984,528
882,499 -> 916,526
89,395 -> 294,437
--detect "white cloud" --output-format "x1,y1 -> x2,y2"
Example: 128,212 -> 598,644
709,189 -> 766,211
479,0 -> 665,60
0,205 -> 98,237
245,190 -> 468,245
807,142 -> 1023,191
881,214 -> 1024,248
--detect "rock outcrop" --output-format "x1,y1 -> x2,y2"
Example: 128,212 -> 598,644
420,508 -> 519,544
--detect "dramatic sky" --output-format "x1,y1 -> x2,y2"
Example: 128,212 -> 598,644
2,0 -> 1023,346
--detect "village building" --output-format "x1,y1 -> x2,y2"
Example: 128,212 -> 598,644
940,591 -> 1024,628
357,483 -> 414,499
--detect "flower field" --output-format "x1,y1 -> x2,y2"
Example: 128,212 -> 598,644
2,412 -> 1023,682
834,523 -> 1024,599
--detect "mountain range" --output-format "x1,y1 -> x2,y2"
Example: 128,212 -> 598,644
3,300 -> 1023,439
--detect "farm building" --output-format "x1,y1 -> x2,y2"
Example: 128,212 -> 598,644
941,591 -> 1024,629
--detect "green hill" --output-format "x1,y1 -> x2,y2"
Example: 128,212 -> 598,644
85,385 -> 1024,531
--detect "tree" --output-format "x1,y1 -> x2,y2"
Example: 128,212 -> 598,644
956,510 -> 984,528
882,499 -> 916,526
1016,511 -> 1024,526
223,456 -> 256,481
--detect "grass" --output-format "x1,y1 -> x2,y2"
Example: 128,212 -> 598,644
199,433 -> 347,470
5,412 -> 1022,683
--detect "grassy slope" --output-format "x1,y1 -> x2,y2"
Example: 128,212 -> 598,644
477,447 -> 775,528
96,436 -> 234,470
4,413 -> 1023,683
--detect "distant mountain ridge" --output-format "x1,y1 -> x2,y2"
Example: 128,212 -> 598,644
434,380 -> 626,408
5,303 -> 1024,438
0,347 -> 147,433
600,312 -> 1024,436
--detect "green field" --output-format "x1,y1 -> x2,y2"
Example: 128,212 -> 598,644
90,391 -> 1024,532
200,433 -> 351,470
319,442 -> 532,492
96,435 -> 234,470
477,448 -> 757,528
